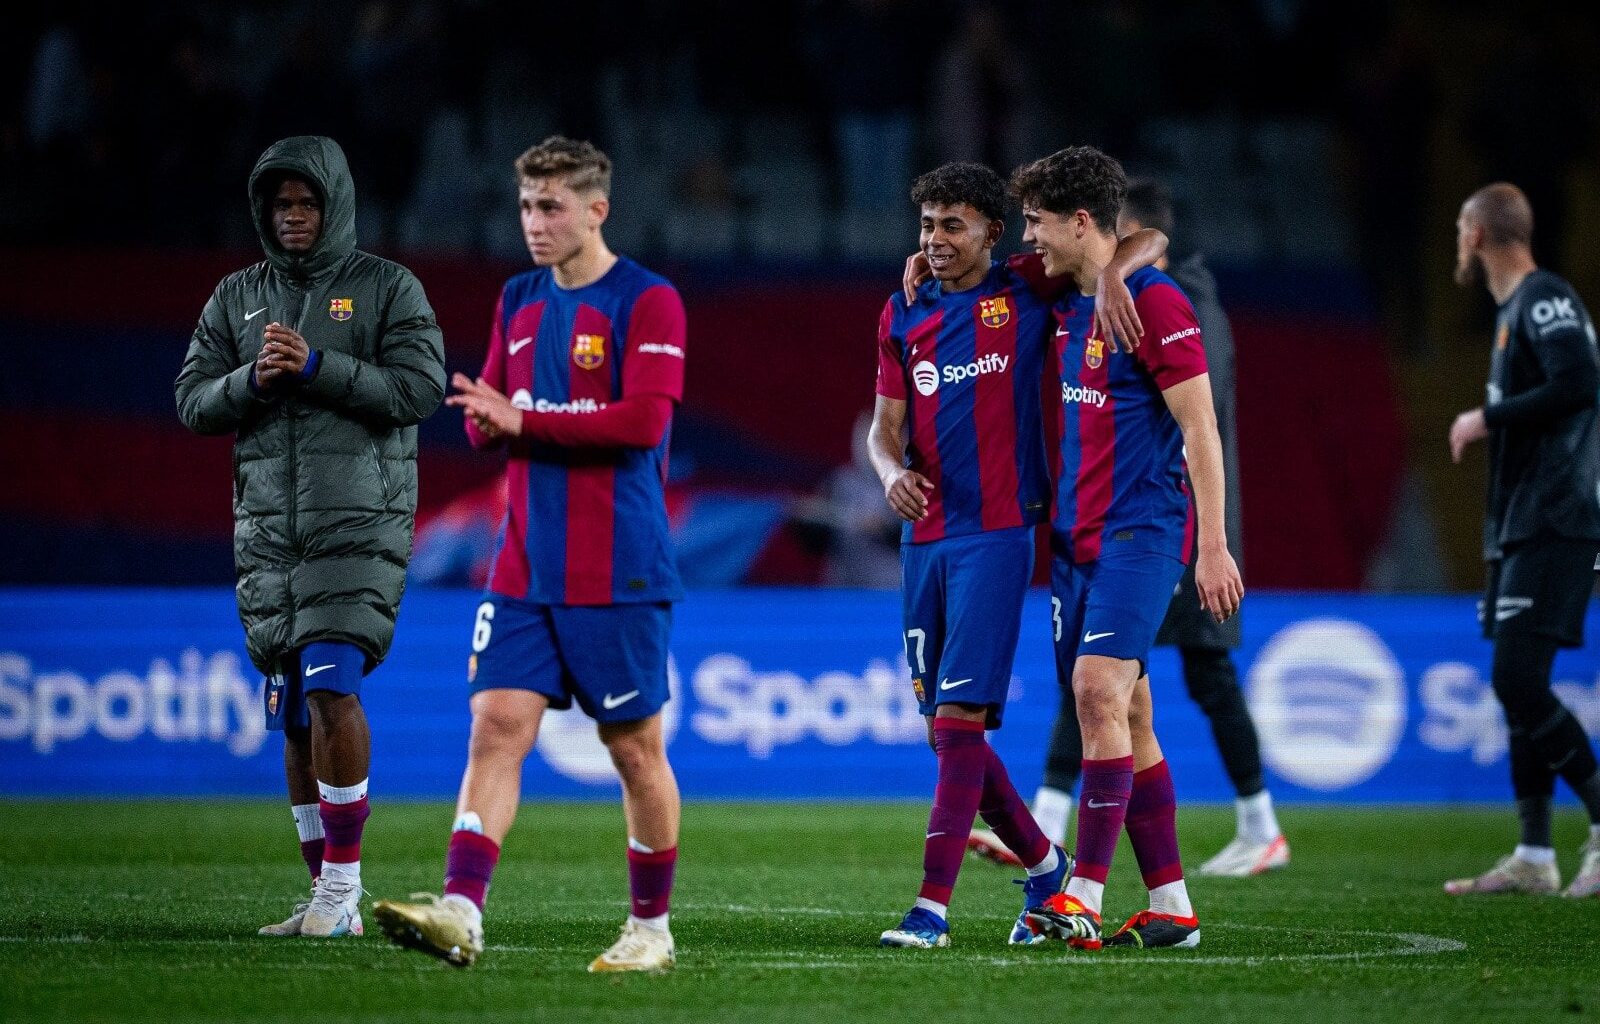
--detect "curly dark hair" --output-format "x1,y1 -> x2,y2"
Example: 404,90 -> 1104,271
1009,146 -> 1126,232
515,135 -> 612,196
909,162 -> 1008,224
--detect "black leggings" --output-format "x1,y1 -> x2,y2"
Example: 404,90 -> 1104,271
1042,646 -> 1264,798
1492,631 -> 1599,801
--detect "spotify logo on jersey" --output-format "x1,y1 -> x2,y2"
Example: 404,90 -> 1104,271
911,360 -> 940,397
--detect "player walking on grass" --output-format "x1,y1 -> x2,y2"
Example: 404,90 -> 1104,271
373,137 -> 689,970
872,162 -> 1166,949
1014,147 -> 1243,951
176,136 -> 447,938
997,179 -> 1287,878
1445,182 -> 1600,898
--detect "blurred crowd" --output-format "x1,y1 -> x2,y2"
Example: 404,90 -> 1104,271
8,2 -> 1600,591
4,0 -> 1528,272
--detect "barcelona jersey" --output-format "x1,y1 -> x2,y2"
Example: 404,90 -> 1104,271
875,256 -> 1060,544
1052,265 -> 1208,564
477,256 -> 686,605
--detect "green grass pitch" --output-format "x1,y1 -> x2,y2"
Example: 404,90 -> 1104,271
1,801 -> 1597,1023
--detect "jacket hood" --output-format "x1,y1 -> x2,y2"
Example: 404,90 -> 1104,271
1169,252 -> 1217,309
249,136 -> 357,280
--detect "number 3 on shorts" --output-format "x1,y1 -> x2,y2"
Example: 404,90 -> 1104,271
472,601 -> 495,653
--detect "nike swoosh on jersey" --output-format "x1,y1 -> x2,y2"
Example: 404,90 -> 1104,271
303,664 -> 336,677
602,690 -> 640,710
245,307 -> 268,320
938,677 -> 973,691
1086,799 -> 1121,809
1083,630 -> 1115,643
509,336 -> 534,355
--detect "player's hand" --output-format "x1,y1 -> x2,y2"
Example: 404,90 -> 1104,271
1195,539 -> 1243,623
1094,269 -> 1143,353
446,372 -> 523,437
1449,407 -> 1488,464
883,467 -> 934,522
903,252 -> 931,306
253,349 -> 285,389
259,323 -> 311,377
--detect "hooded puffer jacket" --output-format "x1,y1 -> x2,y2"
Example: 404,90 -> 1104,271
176,136 -> 445,674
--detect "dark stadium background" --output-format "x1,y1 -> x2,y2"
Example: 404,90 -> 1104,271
8,10 -> 1600,1017
8,1 -> 1600,593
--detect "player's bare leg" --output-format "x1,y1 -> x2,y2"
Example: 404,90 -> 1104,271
1105,677 -> 1199,948
1128,677 -> 1162,772
601,714 -> 681,851
298,692 -> 372,936
307,692 -> 372,788
259,725 -> 324,936
1028,656 -> 1138,948
375,689 -> 545,967
458,689 -> 549,844
589,714 -> 679,972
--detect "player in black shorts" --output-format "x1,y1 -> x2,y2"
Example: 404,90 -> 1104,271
970,180 -> 1289,877
1446,182 -> 1600,898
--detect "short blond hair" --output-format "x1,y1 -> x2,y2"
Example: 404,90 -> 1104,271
515,135 -> 611,196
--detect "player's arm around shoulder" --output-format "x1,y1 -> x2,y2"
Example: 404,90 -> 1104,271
301,263 -> 447,429
175,274 -> 270,436
1095,228 -> 1169,352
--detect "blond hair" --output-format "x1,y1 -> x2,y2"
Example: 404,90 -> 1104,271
515,135 -> 612,196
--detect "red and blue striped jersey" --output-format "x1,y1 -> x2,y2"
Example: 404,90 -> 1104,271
479,256 -> 686,605
876,256 -> 1059,544
1052,265 -> 1208,564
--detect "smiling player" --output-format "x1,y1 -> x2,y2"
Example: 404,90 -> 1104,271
871,161 -> 1165,948
1016,146 -> 1243,951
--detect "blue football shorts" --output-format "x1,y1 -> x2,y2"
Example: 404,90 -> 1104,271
1051,547 -> 1188,684
467,593 -> 672,724
900,525 -> 1034,728
264,640 -> 366,731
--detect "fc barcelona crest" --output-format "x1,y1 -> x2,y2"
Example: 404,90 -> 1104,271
572,333 -> 606,369
1085,336 -> 1105,369
911,677 -> 927,703
978,296 -> 1010,329
329,298 -> 353,321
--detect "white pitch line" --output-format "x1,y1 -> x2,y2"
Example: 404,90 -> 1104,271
0,919 -> 1468,970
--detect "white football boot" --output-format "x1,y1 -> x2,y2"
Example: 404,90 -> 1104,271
966,829 -> 1024,868
589,919 -> 676,973
258,891 -> 312,936
300,874 -> 366,936
1197,834 -> 1290,877
1444,853 -> 1559,895
1561,837 -> 1600,899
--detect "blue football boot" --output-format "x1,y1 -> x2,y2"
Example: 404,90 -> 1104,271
1010,845 -> 1071,945
879,906 -> 951,948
